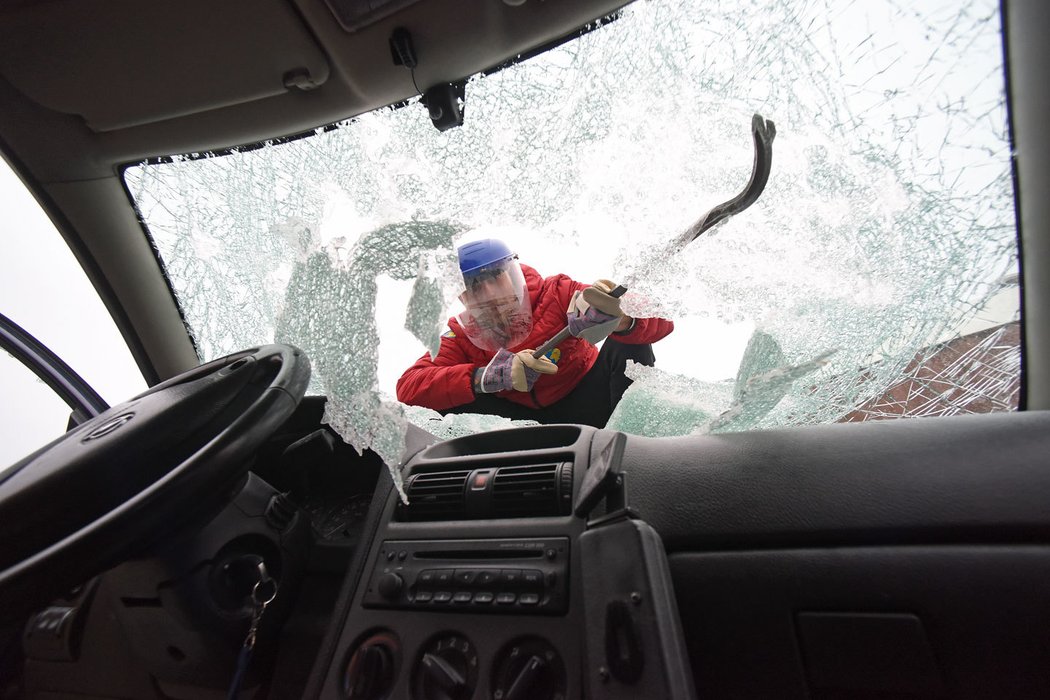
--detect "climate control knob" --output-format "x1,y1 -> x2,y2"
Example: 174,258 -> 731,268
343,629 -> 400,700
492,637 -> 566,700
413,633 -> 478,700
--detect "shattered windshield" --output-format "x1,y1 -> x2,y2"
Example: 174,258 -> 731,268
125,0 -> 1018,490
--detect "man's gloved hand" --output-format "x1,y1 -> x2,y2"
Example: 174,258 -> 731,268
477,348 -> 558,393
567,279 -> 629,345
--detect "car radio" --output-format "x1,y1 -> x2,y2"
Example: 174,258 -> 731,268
361,538 -> 570,614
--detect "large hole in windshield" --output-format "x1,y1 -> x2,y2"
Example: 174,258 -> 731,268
125,0 -> 1018,495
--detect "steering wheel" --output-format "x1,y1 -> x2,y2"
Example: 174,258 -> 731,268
0,344 -> 310,621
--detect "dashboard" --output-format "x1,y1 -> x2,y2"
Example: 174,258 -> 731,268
310,424 -> 695,700
20,408 -> 1050,699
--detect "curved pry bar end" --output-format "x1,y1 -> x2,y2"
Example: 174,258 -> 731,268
752,113 -> 776,143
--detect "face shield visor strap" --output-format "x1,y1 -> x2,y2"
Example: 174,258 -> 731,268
457,257 -> 533,352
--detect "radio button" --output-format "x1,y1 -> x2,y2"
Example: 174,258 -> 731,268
453,591 -> 473,604
473,592 -> 494,604
433,591 -> 453,603
434,569 -> 455,586
522,570 -> 543,588
417,570 -> 437,586
475,570 -> 498,586
454,569 -> 477,586
499,569 -> 522,587
496,592 -> 517,605
415,590 -> 433,603
519,593 -> 540,605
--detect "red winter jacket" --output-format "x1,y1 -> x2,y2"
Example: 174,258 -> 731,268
396,264 -> 674,410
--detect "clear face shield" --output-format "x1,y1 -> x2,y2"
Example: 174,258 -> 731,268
456,257 -> 533,352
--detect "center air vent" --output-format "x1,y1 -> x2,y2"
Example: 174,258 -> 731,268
398,463 -> 573,521
492,464 -> 565,517
400,469 -> 470,520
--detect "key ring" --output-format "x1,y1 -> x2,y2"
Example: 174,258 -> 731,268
251,562 -> 278,607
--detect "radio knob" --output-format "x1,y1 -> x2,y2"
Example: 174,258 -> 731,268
377,573 -> 404,600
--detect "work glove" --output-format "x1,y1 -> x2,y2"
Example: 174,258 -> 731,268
478,348 -> 558,393
567,279 -> 626,345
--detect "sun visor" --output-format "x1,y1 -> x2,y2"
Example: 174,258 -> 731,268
0,0 -> 330,132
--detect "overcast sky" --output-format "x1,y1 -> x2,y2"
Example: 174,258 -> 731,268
0,159 -> 146,465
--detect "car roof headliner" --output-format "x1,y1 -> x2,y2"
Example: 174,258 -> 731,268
0,0 -> 630,183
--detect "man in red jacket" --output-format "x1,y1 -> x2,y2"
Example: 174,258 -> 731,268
396,239 -> 674,427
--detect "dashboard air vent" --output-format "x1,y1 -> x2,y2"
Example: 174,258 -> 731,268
400,469 -> 469,521
492,463 -> 563,517
398,462 -> 573,521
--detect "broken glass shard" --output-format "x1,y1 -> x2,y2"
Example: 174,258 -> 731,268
404,405 -> 540,442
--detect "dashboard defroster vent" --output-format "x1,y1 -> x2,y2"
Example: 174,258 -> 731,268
398,462 -> 573,521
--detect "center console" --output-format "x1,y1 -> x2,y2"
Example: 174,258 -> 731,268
310,425 -> 694,700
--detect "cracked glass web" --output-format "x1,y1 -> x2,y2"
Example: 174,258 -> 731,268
125,0 -> 1018,476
